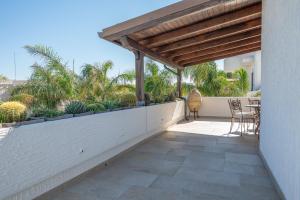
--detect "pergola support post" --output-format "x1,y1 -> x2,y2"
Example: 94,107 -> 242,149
177,69 -> 182,98
134,51 -> 145,106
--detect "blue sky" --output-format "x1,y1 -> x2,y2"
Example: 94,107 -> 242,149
0,0 -> 223,80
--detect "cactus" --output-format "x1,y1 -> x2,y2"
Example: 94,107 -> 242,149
119,93 -> 136,107
0,101 -> 27,123
65,101 -> 87,114
86,103 -> 106,112
10,93 -> 34,107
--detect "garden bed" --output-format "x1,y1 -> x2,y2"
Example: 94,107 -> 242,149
0,100 -> 180,129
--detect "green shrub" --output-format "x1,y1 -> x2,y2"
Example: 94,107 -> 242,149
65,101 -> 87,114
9,93 -> 34,107
165,92 -> 176,102
0,101 -> 27,123
102,100 -> 119,110
119,93 -> 136,107
32,107 -> 64,118
153,96 -> 165,104
86,103 -> 105,112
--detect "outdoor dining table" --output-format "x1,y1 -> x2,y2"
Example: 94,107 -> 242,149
245,104 -> 261,136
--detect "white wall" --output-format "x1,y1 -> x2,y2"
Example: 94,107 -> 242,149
194,97 -> 259,118
260,1 -> 300,199
0,101 -> 184,200
224,51 -> 262,90
253,52 -> 261,90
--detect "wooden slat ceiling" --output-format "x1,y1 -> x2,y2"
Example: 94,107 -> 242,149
100,0 -> 262,69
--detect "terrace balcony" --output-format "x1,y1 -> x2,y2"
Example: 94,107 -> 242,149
37,117 -> 279,200
1,0 -> 299,199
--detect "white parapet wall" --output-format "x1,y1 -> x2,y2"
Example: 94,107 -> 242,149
0,101 -> 184,200
195,97 -> 260,118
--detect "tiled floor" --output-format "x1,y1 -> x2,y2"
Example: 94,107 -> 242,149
38,118 -> 280,200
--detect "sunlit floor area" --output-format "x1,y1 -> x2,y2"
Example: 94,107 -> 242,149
37,118 -> 279,200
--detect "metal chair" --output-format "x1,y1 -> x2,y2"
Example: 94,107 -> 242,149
247,99 -> 260,131
248,98 -> 261,136
248,99 -> 261,113
228,99 -> 253,135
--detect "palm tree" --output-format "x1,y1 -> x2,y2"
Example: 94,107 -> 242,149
144,60 -> 175,102
184,61 -> 222,96
78,61 -> 135,102
24,45 -> 74,108
234,68 -> 249,95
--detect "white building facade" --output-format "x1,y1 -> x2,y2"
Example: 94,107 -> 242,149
224,51 -> 261,91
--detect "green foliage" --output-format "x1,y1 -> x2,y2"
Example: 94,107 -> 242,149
153,96 -> 165,104
32,107 -> 64,118
181,83 -> 194,97
9,93 -> 34,108
184,62 -> 250,97
78,62 -> 135,102
102,100 -> 119,110
119,93 -> 136,107
86,103 -> 106,112
144,60 -> 175,102
23,45 -> 75,108
165,92 -> 176,102
187,62 -> 222,96
0,101 -> 27,123
234,68 -> 250,95
65,101 -> 87,114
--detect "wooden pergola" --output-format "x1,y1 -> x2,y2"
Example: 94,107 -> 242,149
99,0 -> 262,104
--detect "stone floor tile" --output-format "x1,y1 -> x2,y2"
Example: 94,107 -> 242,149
225,152 -> 263,166
175,166 -> 240,186
240,174 -> 274,188
117,186 -> 201,200
37,119 -> 279,200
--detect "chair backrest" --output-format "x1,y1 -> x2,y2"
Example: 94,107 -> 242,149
228,99 -> 242,116
248,99 -> 261,112
248,99 -> 260,105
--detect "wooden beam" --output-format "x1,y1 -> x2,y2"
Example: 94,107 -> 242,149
134,51 -> 145,104
165,29 -> 261,58
140,3 -> 261,48
177,69 -> 182,98
182,46 -> 261,67
173,37 -> 261,63
155,18 -> 261,53
180,42 -> 261,65
120,36 -> 183,69
101,0 -> 229,41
